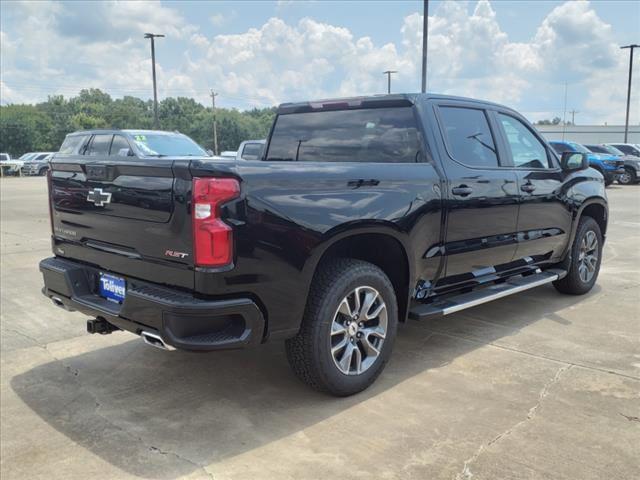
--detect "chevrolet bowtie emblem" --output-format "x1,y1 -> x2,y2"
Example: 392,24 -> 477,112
87,188 -> 112,207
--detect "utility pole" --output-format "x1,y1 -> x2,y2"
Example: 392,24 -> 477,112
621,44 -> 638,142
383,70 -> 397,94
144,33 -> 164,129
210,90 -> 219,155
421,0 -> 429,93
569,110 -> 579,125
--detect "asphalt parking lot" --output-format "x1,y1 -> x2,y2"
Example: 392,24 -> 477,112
1,176 -> 639,480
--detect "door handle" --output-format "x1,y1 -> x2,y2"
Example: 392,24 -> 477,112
347,179 -> 379,188
451,185 -> 473,197
521,183 -> 536,193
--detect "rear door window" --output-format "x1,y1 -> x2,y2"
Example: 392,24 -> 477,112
266,107 -> 421,163
86,135 -> 113,156
438,106 -> 499,168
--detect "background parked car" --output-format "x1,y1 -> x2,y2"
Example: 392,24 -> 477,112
584,144 -> 640,185
21,152 -> 56,176
549,141 -> 623,186
0,153 -> 23,176
236,139 -> 265,160
605,143 -> 640,158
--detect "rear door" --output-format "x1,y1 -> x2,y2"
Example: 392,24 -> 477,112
493,112 -> 571,263
433,102 -> 519,278
50,133 -> 194,289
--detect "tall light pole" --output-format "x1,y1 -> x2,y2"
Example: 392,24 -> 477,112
621,44 -> 638,142
421,0 -> 429,93
144,33 -> 164,129
561,82 -> 568,140
210,90 -> 219,155
383,70 -> 397,94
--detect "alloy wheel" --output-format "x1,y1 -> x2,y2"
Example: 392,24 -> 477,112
330,286 -> 387,375
618,171 -> 631,184
577,230 -> 598,283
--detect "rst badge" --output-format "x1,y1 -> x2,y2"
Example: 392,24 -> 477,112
87,188 -> 112,207
165,250 -> 189,259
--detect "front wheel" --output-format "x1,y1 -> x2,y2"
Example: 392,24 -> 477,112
285,258 -> 398,396
39,168 -> 48,176
617,167 -> 636,185
554,216 -> 602,295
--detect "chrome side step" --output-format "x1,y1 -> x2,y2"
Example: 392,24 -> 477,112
409,269 -> 566,321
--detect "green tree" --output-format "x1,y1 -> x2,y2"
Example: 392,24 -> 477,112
0,89 -> 276,156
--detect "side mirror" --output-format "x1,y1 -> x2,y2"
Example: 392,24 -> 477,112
118,148 -> 134,157
561,152 -> 589,172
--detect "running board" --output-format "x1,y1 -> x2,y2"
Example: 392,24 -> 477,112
409,269 -> 566,321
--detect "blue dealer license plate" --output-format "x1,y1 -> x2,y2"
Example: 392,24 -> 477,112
99,273 -> 126,303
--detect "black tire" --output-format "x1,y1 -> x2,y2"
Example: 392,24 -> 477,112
617,167 -> 636,185
553,216 -> 602,295
285,258 -> 398,396
39,168 -> 48,176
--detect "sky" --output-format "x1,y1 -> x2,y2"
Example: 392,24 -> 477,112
1,0 -> 639,125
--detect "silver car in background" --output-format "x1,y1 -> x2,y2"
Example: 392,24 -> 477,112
21,152 -> 56,176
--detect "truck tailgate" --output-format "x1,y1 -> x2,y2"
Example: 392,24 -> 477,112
49,158 -> 194,290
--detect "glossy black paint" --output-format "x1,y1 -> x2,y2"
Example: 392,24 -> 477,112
46,95 -> 607,343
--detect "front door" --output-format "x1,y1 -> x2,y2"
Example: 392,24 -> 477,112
493,112 -> 572,262
434,104 -> 519,279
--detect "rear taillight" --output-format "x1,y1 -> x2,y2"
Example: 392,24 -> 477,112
192,177 -> 240,267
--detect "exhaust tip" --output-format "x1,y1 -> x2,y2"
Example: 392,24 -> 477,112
51,296 -> 75,312
141,331 -> 176,351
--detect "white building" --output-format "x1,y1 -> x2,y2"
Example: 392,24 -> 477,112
534,125 -> 640,144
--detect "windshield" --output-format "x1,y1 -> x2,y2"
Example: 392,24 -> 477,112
603,145 -> 624,156
19,153 -> 35,160
129,133 -> 208,157
568,142 -> 590,154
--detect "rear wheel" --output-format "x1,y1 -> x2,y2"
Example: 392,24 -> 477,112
553,216 -> 602,295
617,167 -> 636,185
285,258 -> 397,396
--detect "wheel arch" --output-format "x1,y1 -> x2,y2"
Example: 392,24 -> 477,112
304,225 -> 413,323
562,197 -> 608,263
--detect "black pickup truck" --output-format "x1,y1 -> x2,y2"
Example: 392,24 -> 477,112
40,94 -> 607,396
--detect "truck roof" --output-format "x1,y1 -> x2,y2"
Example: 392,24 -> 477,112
277,93 -> 511,114
66,129 -> 184,136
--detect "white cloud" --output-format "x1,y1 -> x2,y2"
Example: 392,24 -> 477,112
210,14 -> 225,27
1,0 -> 637,124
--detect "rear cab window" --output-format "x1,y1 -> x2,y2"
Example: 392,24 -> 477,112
265,107 -> 422,163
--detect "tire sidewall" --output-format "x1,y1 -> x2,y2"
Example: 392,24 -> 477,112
311,266 -> 398,395
617,167 -> 635,185
569,218 -> 603,293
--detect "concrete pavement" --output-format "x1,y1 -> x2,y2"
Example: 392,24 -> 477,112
1,177 -> 639,479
